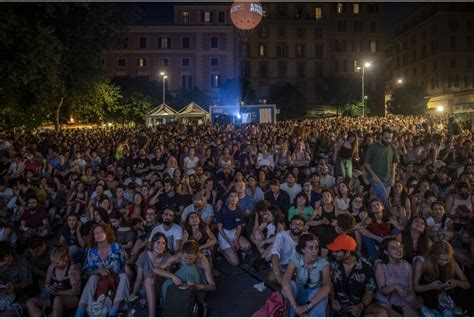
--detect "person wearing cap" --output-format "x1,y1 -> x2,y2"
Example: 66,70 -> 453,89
181,193 -> 214,226
327,234 -> 388,317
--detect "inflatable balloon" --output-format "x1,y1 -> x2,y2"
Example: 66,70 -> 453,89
230,1 -> 263,31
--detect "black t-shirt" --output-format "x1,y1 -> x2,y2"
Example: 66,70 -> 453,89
134,157 -> 150,170
150,156 -> 167,172
157,192 -> 184,214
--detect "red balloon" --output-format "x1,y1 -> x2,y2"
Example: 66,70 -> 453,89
230,1 -> 263,31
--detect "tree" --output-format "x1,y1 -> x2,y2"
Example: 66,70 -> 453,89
320,75 -> 360,106
387,84 -> 428,115
70,81 -> 122,124
268,82 -> 306,119
114,92 -> 154,125
0,3 -> 139,130
338,101 -> 363,117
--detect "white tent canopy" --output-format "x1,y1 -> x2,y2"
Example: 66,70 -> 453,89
177,102 -> 210,123
145,103 -> 177,126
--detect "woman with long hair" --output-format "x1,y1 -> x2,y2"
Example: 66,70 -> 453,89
334,182 -> 351,213
347,196 -> 368,256
127,192 -> 145,229
183,212 -> 217,259
374,237 -> 417,316
333,131 -> 359,180
414,241 -> 471,316
402,216 -> 432,263
308,190 -> 340,257
131,232 -> 171,317
282,233 -> 330,317
360,199 -> 403,262
388,181 -> 412,224
216,190 -> 252,266
251,201 -> 285,260
75,223 -> 129,317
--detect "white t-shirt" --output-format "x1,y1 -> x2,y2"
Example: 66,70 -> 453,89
267,230 -> 297,265
183,156 -> 199,174
280,183 -> 302,203
148,223 -> 183,253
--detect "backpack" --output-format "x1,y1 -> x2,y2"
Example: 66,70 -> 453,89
163,285 -> 200,317
88,273 -> 118,317
252,291 -> 289,317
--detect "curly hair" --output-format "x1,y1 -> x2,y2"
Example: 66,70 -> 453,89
87,223 -> 116,248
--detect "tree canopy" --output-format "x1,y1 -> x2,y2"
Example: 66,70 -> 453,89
0,3 -> 138,129
387,84 -> 428,115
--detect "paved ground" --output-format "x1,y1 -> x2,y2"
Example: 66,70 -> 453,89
206,256 -> 276,317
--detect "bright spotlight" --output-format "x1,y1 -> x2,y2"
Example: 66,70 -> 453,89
436,105 -> 444,112
236,113 -> 241,119
364,62 -> 372,68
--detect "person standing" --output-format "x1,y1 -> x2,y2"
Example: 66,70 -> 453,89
364,128 -> 400,205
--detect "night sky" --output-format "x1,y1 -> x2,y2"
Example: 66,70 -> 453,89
137,2 -> 414,40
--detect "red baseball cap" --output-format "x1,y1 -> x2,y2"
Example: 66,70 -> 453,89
327,234 -> 357,251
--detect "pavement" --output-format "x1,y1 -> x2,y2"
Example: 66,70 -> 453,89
206,255 -> 276,317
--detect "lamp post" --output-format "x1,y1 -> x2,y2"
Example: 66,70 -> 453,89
357,62 -> 371,117
160,72 -> 167,105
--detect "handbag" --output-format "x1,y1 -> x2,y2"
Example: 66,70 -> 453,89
88,274 -> 118,317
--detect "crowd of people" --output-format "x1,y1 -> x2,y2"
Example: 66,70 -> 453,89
0,114 -> 472,317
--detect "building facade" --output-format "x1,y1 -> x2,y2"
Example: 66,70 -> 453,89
385,3 -> 474,116
103,4 -> 237,96
103,3 -> 385,114
240,2 -> 385,115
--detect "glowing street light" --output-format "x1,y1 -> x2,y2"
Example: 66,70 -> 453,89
357,62 -> 372,117
159,72 -> 168,105
397,78 -> 404,84
436,105 -> 445,113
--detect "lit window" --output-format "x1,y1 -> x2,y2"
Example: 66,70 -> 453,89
315,7 -> 322,20
138,58 -> 147,67
182,11 -> 189,24
337,3 -> 343,14
159,37 -> 170,49
203,11 -> 212,23
353,3 -> 359,14
370,40 -> 376,53
259,44 -> 265,57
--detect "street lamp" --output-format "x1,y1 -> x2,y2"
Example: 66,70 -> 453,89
397,78 -> 404,85
357,62 -> 371,117
160,72 -> 167,105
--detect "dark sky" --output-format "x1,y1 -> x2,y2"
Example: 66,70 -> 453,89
137,2 -> 415,40
384,2 -> 418,39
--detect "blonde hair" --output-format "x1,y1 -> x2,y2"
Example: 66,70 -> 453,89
423,240 -> 455,282
50,244 -> 71,263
